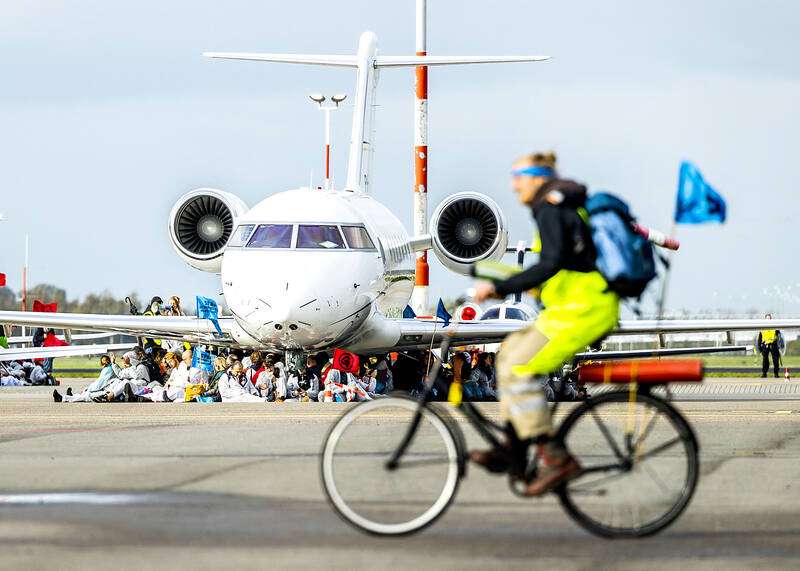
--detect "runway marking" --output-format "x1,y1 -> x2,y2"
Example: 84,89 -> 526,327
0,493 -> 156,506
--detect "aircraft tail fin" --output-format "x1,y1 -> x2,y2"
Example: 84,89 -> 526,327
204,35 -> 550,194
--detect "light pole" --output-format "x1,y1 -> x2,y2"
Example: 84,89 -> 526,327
309,93 -> 347,190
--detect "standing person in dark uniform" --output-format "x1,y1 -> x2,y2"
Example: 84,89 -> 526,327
757,313 -> 782,378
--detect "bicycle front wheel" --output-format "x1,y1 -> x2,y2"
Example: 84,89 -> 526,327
320,396 -> 463,536
556,390 -> 699,538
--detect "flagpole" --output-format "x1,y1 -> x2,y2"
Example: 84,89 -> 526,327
21,233 -> 29,340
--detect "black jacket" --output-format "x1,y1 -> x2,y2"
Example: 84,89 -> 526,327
494,179 -> 597,297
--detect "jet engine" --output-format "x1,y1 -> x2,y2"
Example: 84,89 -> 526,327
429,192 -> 508,275
168,188 -> 248,273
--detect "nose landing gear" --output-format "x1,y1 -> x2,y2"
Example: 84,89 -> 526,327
284,349 -> 306,370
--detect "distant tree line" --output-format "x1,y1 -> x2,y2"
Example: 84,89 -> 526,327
0,284 -> 141,315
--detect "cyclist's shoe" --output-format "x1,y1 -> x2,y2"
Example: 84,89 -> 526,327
469,447 -> 511,473
522,442 -> 581,497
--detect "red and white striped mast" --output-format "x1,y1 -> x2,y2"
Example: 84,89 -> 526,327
411,0 -> 430,316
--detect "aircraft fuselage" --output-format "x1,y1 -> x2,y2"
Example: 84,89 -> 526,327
222,187 -> 414,351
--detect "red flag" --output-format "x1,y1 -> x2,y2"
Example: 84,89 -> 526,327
332,349 -> 360,374
0,273 -> 5,287
44,331 -> 68,347
33,300 -> 58,313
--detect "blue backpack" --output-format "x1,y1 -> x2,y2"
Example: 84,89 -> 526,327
584,192 -> 656,299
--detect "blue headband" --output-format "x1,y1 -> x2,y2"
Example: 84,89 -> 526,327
512,166 -> 555,178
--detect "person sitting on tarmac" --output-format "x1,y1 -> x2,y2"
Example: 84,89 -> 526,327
270,361 -> 290,402
372,357 -> 393,395
27,361 -> 54,386
470,150 -> 620,497
219,361 -> 267,402
469,352 -> 497,401
245,351 -> 270,392
318,367 -> 347,402
54,355 -> 118,402
198,358 -> 224,402
161,350 -> 192,402
326,366 -> 371,402
356,366 -> 377,398
2,362 -> 30,386
96,350 -> 151,401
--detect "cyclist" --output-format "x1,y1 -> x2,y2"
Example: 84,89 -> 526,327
471,151 -> 620,496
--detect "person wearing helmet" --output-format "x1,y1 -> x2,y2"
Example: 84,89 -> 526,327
471,151 -> 620,496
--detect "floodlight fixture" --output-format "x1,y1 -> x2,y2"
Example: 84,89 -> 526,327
331,93 -> 347,105
309,93 -> 326,104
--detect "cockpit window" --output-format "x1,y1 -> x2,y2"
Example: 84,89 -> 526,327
341,226 -> 375,250
480,307 -> 501,320
246,224 -> 293,248
504,308 -> 528,321
297,225 -> 345,249
228,224 -> 255,247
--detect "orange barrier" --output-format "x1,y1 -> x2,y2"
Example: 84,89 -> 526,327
578,359 -> 704,384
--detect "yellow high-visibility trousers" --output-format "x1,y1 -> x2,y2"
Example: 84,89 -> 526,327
497,270 -> 619,439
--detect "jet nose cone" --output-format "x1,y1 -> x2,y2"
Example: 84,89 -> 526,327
269,301 -> 292,327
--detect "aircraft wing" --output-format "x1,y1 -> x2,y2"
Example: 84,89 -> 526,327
7,332 -> 116,346
361,317 -> 800,353
613,318 -> 800,335
0,311 -> 235,347
574,345 -> 751,361
0,342 -> 138,362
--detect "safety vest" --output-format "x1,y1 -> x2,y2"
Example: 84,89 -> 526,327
761,329 -> 777,344
142,310 -> 162,346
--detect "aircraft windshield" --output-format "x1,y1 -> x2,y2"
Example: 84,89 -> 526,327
480,308 -> 501,320
228,224 -> 255,247
341,226 -> 375,249
504,308 -> 528,321
247,224 -> 293,248
297,225 -> 345,249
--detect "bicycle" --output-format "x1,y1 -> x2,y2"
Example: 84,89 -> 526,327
320,333 -> 702,539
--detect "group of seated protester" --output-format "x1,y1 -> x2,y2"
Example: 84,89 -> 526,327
48,340 -> 529,404
1,359 -> 58,386
390,349 -> 499,402
47,343 -> 506,403
52,347 -> 398,404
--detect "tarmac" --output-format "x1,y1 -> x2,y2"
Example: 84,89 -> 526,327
0,378 -> 798,570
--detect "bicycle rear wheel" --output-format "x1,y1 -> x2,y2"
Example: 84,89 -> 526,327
556,390 -> 699,538
320,396 -> 463,536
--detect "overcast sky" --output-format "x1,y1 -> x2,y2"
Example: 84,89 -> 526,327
1,0 -> 798,315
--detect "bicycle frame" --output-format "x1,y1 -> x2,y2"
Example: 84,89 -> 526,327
385,332 -> 677,483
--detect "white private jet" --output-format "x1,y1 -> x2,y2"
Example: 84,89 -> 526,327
1,31 -> 798,363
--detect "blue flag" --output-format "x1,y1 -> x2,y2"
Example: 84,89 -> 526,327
196,296 -> 223,335
192,348 -> 214,372
436,298 -> 452,327
674,161 -> 726,224
402,305 -> 417,319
